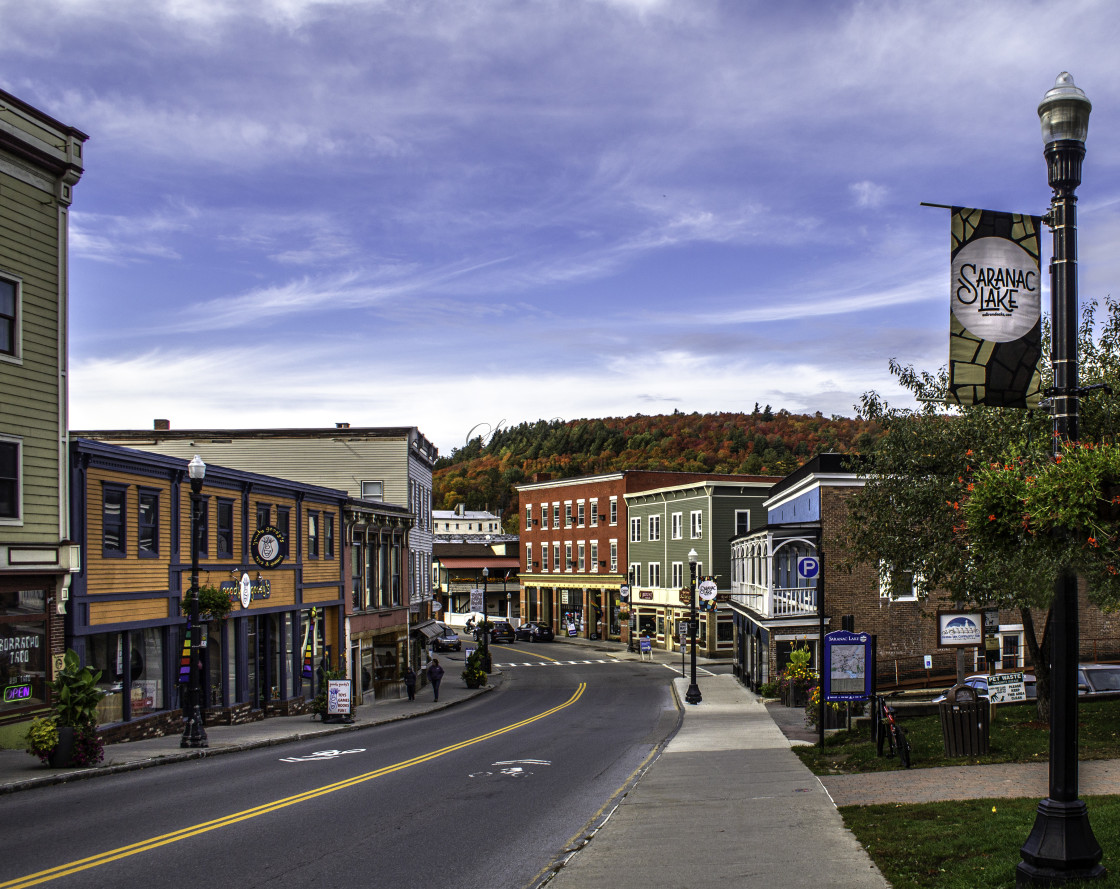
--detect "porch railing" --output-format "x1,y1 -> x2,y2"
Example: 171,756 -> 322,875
731,583 -> 817,619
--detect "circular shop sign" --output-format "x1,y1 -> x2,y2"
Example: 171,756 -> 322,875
239,572 -> 252,609
619,584 -> 630,601
697,580 -> 719,602
951,236 -> 1040,342
251,526 -> 285,569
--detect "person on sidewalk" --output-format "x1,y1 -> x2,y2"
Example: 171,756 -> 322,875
427,658 -> 445,702
403,666 -> 417,701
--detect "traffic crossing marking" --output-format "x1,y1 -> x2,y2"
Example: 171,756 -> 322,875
494,658 -> 622,667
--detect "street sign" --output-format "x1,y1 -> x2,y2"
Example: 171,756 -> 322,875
823,630 -> 871,702
988,672 -> 1027,703
797,556 -> 820,580
469,588 -> 484,613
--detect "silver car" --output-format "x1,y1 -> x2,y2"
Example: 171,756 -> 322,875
1078,664 -> 1120,694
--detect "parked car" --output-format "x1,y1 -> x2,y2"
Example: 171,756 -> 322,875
430,624 -> 462,652
477,620 -> 516,644
932,672 -> 1037,703
1079,664 -> 1120,694
514,622 -> 555,643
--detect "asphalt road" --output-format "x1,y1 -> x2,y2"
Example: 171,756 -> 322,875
0,645 -> 680,889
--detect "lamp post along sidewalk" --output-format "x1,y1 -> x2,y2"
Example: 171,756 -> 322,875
685,548 -> 702,704
180,455 -> 208,749
1017,72 -> 1104,887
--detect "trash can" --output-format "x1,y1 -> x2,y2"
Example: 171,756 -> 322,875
939,684 -> 990,756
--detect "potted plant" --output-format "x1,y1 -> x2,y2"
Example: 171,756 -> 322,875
462,650 -> 487,689
26,649 -> 106,768
187,584 -> 233,621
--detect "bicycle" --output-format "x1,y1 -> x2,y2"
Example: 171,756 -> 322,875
873,691 -> 912,768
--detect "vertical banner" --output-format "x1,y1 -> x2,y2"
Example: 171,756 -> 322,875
948,207 -> 1042,407
178,626 -> 192,685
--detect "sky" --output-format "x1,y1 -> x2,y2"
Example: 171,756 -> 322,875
5,0 -> 1120,457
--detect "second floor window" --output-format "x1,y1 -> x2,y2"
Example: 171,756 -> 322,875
590,541 -> 598,572
649,562 -> 661,587
541,504 -> 548,529
138,490 -> 159,556
526,542 -> 533,570
630,517 -> 641,543
690,510 -> 703,538
308,512 -> 320,558
325,514 -> 335,558
103,486 -> 126,556
610,540 -> 618,572
0,276 -> 18,358
578,542 -> 586,571
565,503 -> 572,527
257,504 -> 270,529
541,545 -> 549,572
553,542 -> 560,572
565,542 -> 573,571
277,507 -> 291,558
553,504 -> 560,527
217,500 -> 234,557
0,439 -> 18,520
610,499 -> 618,524
629,562 -> 641,586
590,499 -> 598,525
672,562 -> 684,588
648,515 -> 661,541
671,512 -> 683,539
526,504 -> 532,529
577,501 -> 585,526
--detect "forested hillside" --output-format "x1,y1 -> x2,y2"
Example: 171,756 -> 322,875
433,408 -> 881,530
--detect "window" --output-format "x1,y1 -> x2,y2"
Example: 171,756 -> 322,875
672,562 -> 684,588
0,275 -> 19,360
565,542 -> 573,571
553,503 -> 560,527
577,501 -> 585,526
525,542 -> 533,570
629,562 -> 641,586
690,510 -> 703,539
590,499 -> 598,526
671,512 -> 682,540
325,514 -> 335,558
526,504 -> 532,529
564,502 -> 572,527
610,540 -> 618,573
735,510 -> 751,537
553,543 -> 560,573
361,480 -> 383,501
277,507 -> 291,558
648,515 -> 661,541
138,490 -> 159,557
610,498 -> 618,525
308,512 -> 320,559
649,562 -> 661,587
197,498 -> 210,558
103,485 -> 126,556
541,544 -> 549,572
630,517 -> 641,543
256,504 -> 270,529
879,563 -> 919,601
217,500 -> 234,557
577,542 -> 586,571
590,541 -> 598,572
0,438 -> 20,521
540,504 -> 548,529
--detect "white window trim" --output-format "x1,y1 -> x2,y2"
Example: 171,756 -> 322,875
879,562 -> 920,601
630,516 -> 641,543
590,541 -> 599,573
629,562 -> 641,586
648,514 -> 660,542
609,496 -> 618,525
590,499 -> 598,526
577,541 -> 586,572
609,540 -> 618,573
0,434 -> 23,525
734,509 -> 751,537
648,562 -> 661,588
672,561 -> 683,588
690,510 -> 703,539
671,512 -> 682,540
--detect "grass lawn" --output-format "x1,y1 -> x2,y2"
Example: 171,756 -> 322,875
794,697 -> 1120,774
842,795 -> 1120,888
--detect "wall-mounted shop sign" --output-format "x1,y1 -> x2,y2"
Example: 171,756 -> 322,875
251,526 -> 285,569
639,590 -> 653,600
937,610 -> 983,647
3,683 -> 32,703
219,579 -> 272,607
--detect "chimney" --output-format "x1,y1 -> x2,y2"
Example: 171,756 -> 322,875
154,419 -> 170,431
455,503 -> 465,517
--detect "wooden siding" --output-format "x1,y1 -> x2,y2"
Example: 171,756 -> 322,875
0,157 -> 63,543
84,468 -> 174,594
301,585 -> 343,604
89,598 -> 170,625
95,437 -> 411,503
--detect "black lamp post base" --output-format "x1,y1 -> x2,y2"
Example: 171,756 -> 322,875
1017,798 -> 1105,886
684,683 -> 702,705
180,709 -> 209,749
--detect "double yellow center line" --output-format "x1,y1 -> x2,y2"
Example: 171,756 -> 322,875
3,683 -> 586,889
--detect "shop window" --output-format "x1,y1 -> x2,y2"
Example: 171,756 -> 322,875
717,620 -> 734,642
0,590 -> 47,713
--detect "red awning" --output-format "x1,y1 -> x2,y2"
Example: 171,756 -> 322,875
435,557 -> 520,569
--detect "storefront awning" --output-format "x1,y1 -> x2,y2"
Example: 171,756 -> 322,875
411,619 -> 442,639
435,557 -> 520,570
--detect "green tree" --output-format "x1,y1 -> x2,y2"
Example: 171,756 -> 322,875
843,300 -> 1120,722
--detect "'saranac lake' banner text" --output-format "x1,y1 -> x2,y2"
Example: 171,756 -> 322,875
948,207 -> 1042,408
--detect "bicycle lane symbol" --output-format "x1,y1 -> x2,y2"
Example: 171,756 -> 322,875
469,759 -> 551,779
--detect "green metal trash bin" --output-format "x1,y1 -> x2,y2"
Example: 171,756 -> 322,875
939,683 -> 990,756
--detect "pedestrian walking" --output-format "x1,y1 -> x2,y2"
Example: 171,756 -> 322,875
427,657 -> 445,702
403,666 -> 416,701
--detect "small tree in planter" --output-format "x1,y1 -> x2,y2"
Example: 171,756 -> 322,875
778,644 -> 816,708
461,650 -> 487,689
26,649 -> 106,767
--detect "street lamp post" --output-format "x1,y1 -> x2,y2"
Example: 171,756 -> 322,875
1017,72 -> 1105,887
627,567 -> 636,652
685,549 -> 702,705
480,567 -> 491,672
180,455 -> 208,749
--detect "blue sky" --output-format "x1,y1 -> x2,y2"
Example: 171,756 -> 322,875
5,0 -> 1120,455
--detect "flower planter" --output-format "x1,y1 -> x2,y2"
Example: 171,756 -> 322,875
48,726 -> 76,768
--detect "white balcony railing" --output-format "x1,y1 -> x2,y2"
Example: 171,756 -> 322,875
731,582 -> 817,619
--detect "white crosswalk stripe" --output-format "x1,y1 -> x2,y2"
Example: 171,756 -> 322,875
493,659 -> 622,667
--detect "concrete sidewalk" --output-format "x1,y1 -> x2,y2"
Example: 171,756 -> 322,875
543,674 -> 889,889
